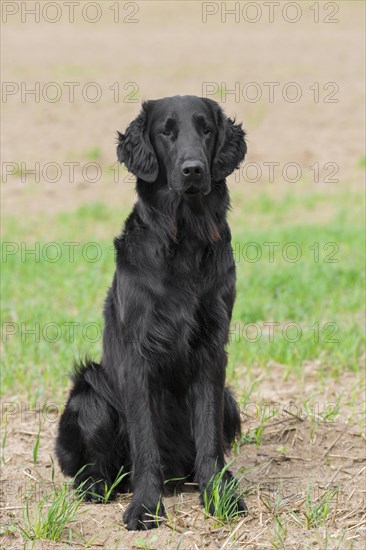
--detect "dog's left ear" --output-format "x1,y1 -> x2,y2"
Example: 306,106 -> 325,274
117,102 -> 159,183
209,102 -> 247,182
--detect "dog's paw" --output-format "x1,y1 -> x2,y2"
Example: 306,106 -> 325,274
123,494 -> 165,530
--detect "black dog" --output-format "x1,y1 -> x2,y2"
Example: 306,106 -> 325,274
56,95 -> 247,530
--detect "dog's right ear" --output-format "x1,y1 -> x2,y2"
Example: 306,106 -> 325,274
117,102 -> 159,183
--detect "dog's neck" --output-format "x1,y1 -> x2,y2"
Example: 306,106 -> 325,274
135,179 -> 230,245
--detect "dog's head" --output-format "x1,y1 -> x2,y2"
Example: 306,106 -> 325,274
117,95 -> 247,196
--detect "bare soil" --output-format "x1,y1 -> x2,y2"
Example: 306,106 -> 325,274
1,365 -> 365,549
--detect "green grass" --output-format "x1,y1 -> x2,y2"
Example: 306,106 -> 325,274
1,423 -> 7,464
1,186 -> 365,401
83,146 -> 102,160
18,467 -> 87,542
289,485 -> 339,530
32,426 -> 41,464
86,465 -> 128,504
228,219 -> 364,379
304,485 -> 339,529
203,462 -> 245,524
358,155 -> 366,168
136,534 -> 159,549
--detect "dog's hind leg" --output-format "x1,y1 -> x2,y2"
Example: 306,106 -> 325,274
56,361 -> 130,502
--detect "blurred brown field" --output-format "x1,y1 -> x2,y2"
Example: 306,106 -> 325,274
2,0 -> 365,218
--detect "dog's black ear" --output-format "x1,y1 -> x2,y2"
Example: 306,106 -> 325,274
209,102 -> 247,182
117,102 -> 158,183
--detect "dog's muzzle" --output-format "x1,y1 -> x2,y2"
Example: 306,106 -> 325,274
177,160 -> 210,195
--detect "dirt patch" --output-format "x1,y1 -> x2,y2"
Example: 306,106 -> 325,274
1,366 -> 365,549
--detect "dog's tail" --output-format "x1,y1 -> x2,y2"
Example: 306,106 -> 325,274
71,358 -> 123,415
223,387 -> 241,451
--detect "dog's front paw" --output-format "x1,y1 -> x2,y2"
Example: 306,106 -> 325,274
123,494 -> 165,530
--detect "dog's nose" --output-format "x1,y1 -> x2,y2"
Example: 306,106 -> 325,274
181,160 -> 204,179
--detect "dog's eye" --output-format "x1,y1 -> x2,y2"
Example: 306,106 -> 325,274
202,127 -> 211,135
162,129 -> 172,137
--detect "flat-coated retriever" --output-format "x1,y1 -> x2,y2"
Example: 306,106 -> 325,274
56,95 -> 247,530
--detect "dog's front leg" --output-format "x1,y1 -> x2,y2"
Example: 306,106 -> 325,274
192,362 -> 247,517
192,373 -> 225,490
122,363 -> 165,530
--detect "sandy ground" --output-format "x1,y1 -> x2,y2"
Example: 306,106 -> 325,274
1,366 -> 365,549
1,1 -> 365,548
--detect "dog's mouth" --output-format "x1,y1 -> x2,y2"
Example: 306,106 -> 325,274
171,181 -> 211,197
184,186 -> 201,196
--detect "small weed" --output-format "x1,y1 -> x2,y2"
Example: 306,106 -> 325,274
1,423 -> 7,464
163,474 -> 190,496
304,485 -> 339,528
136,533 -> 159,549
233,375 -> 265,454
240,427 -> 263,446
163,506 -> 178,533
261,488 -> 290,517
276,446 -> 287,455
103,465 -> 128,504
33,426 -> 41,464
240,375 -> 264,408
66,526 -> 100,549
163,475 -> 190,485
18,467 -> 88,542
240,402 -> 278,447
289,485 -> 339,530
87,465 -> 129,503
319,401 -> 341,423
203,462 -> 245,524
270,515 -> 287,549
0,524 -> 18,536
144,497 -> 165,529
301,394 -> 341,439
